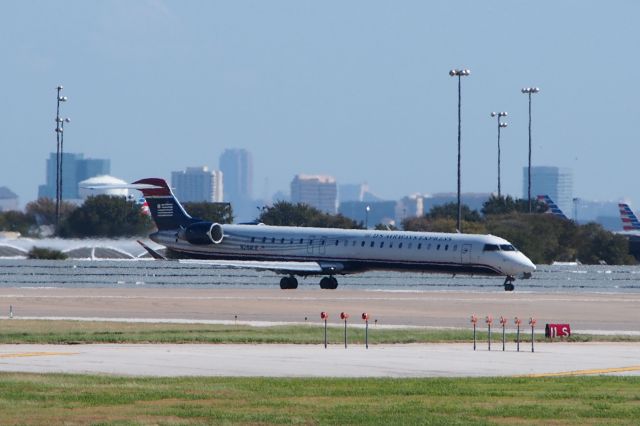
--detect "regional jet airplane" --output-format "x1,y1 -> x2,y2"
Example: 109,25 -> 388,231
132,178 -> 535,291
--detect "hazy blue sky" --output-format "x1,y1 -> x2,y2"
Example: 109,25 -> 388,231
2,1 -> 639,208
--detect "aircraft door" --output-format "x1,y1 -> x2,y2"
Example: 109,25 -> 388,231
461,244 -> 472,264
307,239 -> 314,255
319,238 -> 326,255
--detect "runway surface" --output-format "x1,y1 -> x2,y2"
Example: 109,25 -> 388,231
1,287 -> 639,378
1,343 -> 639,377
0,288 -> 638,333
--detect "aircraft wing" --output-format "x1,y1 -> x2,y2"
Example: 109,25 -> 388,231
178,259 -> 344,275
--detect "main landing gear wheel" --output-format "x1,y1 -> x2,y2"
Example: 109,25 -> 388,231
279,276 -> 298,289
503,276 -> 515,292
319,276 -> 338,290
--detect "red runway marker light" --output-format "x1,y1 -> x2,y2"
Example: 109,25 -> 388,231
320,311 -> 328,320
485,315 -> 493,325
470,314 -> 478,325
514,316 -> 522,352
529,317 -> 537,353
340,312 -> 349,349
499,316 -> 508,326
362,313 -> 370,349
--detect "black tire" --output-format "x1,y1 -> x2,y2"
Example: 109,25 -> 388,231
329,276 -> 338,289
505,283 -> 515,292
280,277 -> 289,289
289,276 -> 298,289
320,277 -> 331,289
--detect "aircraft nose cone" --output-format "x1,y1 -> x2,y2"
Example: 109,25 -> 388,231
519,254 -> 536,274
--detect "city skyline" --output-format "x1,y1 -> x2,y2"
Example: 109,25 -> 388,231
4,147 -> 630,230
2,2 -> 640,209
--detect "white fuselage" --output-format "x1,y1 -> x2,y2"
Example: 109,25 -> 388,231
151,224 -> 536,278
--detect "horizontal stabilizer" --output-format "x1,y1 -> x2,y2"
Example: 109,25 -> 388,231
81,183 -> 164,190
136,240 -> 166,260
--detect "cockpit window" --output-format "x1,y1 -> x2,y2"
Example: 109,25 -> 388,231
483,244 -> 500,252
500,244 -> 516,251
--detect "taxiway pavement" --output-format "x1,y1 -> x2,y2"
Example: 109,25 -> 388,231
0,288 -> 638,333
1,343 -> 639,377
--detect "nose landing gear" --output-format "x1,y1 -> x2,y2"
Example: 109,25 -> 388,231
503,276 -> 515,292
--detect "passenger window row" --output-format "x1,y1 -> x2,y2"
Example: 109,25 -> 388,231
248,236 -> 458,252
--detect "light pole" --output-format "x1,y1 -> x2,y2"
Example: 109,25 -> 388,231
365,205 -> 371,229
54,86 -> 68,229
490,112 -> 508,198
449,68 -> 470,232
521,87 -> 540,213
58,117 -> 70,209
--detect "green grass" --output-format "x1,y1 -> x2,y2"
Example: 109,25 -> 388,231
0,374 -> 639,424
0,319 -> 638,344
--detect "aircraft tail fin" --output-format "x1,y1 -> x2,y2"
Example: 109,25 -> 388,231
537,195 -> 568,220
618,203 -> 640,231
132,178 -> 195,231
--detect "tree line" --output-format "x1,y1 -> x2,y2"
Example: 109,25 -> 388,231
0,196 -> 233,238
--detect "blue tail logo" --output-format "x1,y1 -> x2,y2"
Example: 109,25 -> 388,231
132,178 -> 197,231
537,195 -> 568,220
619,203 -> 640,231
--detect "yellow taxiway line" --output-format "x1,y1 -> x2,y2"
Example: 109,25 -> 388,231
0,352 -> 78,359
521,365 -> 640,378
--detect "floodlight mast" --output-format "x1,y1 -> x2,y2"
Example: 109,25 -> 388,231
521,87 -> 540,213
490,112 -> 508,198
449,68 -> 471,232
54,86 -> 68,230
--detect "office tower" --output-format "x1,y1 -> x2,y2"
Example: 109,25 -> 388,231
523,166 -> 573,215
397,194 -> 424,221
171,166 -> 223,203
291,174 -> 337,214
219,149 -> 253,204
38,153 -> 110,200
0,187 -> 19,211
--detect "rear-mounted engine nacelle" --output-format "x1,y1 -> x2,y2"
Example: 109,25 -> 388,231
181,222 -> 224,245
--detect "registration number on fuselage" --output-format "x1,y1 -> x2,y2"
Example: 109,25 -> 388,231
240,245 -> 261,251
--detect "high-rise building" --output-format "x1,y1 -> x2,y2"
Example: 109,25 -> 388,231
397,194 -> 424,221
219,149 -> 253,204
523,166 -> 573,215
171,166 -> 223,203
338,183 -> 382,203
38,153 -> 110,200
291,174 -> 337,214
0,187 -> 18,211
